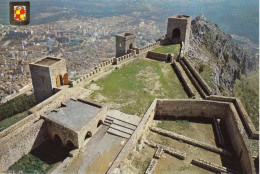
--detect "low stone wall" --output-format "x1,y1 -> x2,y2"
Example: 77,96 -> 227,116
192,158 -> 233,173
156,99 -> 229,119
0,119 -> 47,171
149,126 -> 231,156
172,60 -> 195,98
209,95 -> 258,139
182,57 -> 212,95
106,99 -> 158,174
180,59 -> 206,98
146,51 -> 168,61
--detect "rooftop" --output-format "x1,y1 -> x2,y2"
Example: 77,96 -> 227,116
43,99 -> 101,131
35,57 -> 61,66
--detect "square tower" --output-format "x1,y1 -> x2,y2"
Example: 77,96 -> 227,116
166,15 -> 192,53
116,32 -> 136,57
29,57 -> 68,103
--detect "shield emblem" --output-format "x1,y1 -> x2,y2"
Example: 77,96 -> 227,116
10,1 -> 30,25
14,6 -> 26,21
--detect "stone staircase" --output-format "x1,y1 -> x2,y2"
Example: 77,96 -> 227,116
104,110 -> 141,139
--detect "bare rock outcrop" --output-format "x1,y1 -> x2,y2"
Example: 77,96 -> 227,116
188,15 -> 258,95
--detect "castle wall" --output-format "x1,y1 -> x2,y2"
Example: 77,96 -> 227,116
209,95 -> 259,139
146,51 -> 168,61
29,65 -> 53,103
0,119 -> 47,171
155,99 -> 229,119
225,104 -> 256,174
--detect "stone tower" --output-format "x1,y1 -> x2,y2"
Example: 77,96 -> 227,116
116,32 -> 136,57
166,15 -> 192,54
29,57 -> 68,103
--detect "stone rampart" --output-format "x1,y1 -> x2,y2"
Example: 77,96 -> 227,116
138,41 -> 160,54
179,59 -> 206,98
172,60 -> 195,98
209,95 -> 258,139
146,51 -> 168,61
0,119 -> 47,171
182,57 -> 212,95
106,99 -> 157,174
149,126 -> 231,156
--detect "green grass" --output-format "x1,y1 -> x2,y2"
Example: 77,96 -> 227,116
234,72 -> 259,130
157,120 -> 190,131
8,153 -> 53,174
0,111 -> 28,132
88,59 -> 187,116
193,59 -> 215,89
152,44 -> 181,55
0,94 -> 36,121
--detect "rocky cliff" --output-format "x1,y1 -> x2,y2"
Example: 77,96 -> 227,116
188,15 -> 258,95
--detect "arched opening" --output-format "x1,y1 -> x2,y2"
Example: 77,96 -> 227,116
53,134 -> 62,145
56,75 -> 63,87
63,73 -> 69,85
85,131 -> 92,140
129,43 -> 133,49
97,120 -> 103,128
172,28 -> 181,40
66,140 -> 75,151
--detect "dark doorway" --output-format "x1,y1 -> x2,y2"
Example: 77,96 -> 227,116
85,131 -> 92,140
172,28 -> 181,40
66,140 -> 75,151
129,43 -> 133,49
97,120 -> 103,127
54,134 -> 62,145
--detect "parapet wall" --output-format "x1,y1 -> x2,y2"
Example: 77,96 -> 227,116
208,95 -> 259,139
156,99 -> 229,119
0,119 -> 47,171
146,51 -> 168,61
181,57 -> 212,96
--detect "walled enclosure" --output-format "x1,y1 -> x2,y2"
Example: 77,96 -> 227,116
42,99 -> 107,149
155,99 -> 256,174
116,32 -> 136,57
29,57 -> 68,103
166,15 -> 191,53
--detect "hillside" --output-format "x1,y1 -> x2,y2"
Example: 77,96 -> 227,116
188,15 -> 259,129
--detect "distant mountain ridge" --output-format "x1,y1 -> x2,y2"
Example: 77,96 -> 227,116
188,15 -> 258,94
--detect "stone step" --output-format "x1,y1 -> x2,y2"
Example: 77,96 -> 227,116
107,110 -> 141,126
113,119 -> 136,130
107,127 -> 131,139
110,124 -> 134,135
104,119 -> 113,125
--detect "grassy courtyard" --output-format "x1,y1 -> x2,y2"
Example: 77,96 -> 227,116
152,44 -> 181,55
88,59 -> 187,116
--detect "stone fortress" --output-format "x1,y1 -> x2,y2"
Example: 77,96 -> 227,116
0,15 -> 258,174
